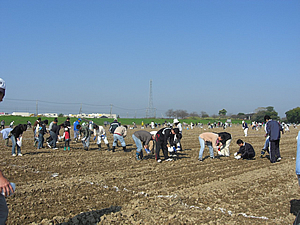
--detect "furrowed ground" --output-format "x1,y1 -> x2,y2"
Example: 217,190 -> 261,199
1,124 -> 299,224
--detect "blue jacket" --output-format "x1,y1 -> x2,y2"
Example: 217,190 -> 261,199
74,120 -> 80,131
266,120 -> 283,141
296,131 -> 300,175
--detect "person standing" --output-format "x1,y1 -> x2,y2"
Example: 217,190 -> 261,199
0,169 -> 14,224
242,121 -> 248,137
10,124 -> 27,156
0,120 -> 5,129
63,126 -> 70,151
0,78 -> 14,224
198,132 -> 222,162
93,124 -> 110,151
132,130 -> 154,160
261,123 -> 270,158
33,118 -> 41,147
37,120 -> 48,149
48,118 -> 60,149
73,118 -> 81,142
173,119 -> 183,151
217,132 -> 232,157
264,115 -> 283,163
234,139 -> 255,160
296,131 -> 300,187
112,125 -> 127,152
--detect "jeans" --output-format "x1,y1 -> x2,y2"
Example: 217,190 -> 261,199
49,131 -> 57,148
0,195 -> 8,225
198,137 -> 214,160
38,133 -> 44,149
82,137 -> 90,148
113,134 -> 126,147
132,134 -> 142,153
263,136 -> 269,150
11,135 -> 21,155
74,130 -> 79,139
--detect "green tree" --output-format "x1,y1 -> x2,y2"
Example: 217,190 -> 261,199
189,111 -> 200,118
237,113 -> 246,119
201,111 -> 209,118
218,109 -> 227,116
252,106 -> 279,122
166,109 -> 175,118
286,107 -> 300,123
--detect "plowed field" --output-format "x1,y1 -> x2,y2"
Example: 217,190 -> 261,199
1,124 -> 299,224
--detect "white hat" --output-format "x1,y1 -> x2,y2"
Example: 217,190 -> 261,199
173,119 -> 179,124
0,78 -> 6,96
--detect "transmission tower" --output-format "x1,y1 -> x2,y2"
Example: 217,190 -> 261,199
146,80 -> 155,118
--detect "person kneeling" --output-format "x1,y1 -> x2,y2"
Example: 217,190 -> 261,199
234,139 -> 255,160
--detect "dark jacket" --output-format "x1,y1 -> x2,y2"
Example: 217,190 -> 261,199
237,142 -> 255,158
155,127 -> 174,146
266,120 -> 283,141
218,132 -> 232,145
109,121 -> 120,133
51,123 -> 60,135
39,123 -> 47,135
11,124 -> 26,138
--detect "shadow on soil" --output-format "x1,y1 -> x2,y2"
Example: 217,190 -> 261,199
59,205 -> 122,225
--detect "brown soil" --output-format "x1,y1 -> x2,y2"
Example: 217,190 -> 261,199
1,124 -> 299,224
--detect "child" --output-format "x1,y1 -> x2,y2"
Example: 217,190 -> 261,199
63,126 -> 70,151
234,139 -> 255,160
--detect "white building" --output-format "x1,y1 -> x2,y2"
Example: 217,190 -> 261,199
68,113 -> 117,119
43,113 -> 58,118
12,112 -> 31,117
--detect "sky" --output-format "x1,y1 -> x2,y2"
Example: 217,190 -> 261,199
0,0 -> 299,118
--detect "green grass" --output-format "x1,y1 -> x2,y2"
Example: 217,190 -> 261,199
0,115 -> 249,127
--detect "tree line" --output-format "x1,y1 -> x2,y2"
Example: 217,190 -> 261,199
165,106 -> 300,123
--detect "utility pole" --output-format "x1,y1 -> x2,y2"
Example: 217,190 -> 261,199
146,79 -> 154,118
36,100 -> 38,116
79,103 -> 82,115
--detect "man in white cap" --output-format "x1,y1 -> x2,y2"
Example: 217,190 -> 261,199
173,119 -> 183,151
0,78 -> 15,224
242,120 -> 248,137
0,79 -> 5,102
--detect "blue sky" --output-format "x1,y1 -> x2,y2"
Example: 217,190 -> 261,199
0,0 -> 299,118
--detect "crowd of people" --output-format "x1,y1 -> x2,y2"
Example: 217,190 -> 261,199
0,75 -> 299,224
1,114 -> 287,164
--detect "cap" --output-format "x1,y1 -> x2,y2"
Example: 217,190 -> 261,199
173,119 -> 179,124
0,78 -> 6,96
78,118 -> 81,121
